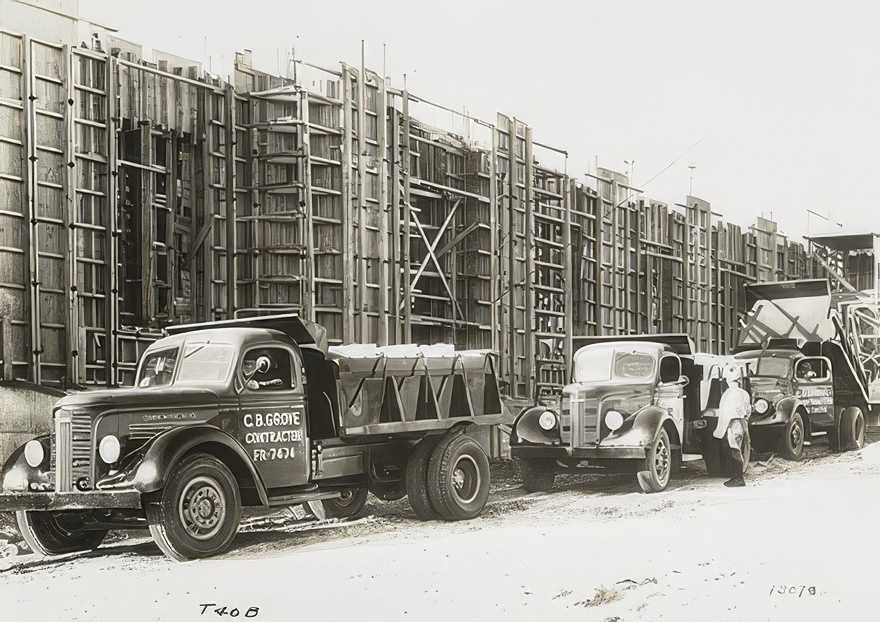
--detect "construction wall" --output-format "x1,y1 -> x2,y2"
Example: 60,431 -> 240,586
0,7 -> 818,412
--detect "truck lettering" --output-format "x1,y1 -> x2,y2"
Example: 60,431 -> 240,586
242,411 -> 301,428
244,429 -> 303,444
252,447 -> 296,461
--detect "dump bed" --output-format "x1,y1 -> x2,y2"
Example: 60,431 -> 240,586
329,345 -> 506,438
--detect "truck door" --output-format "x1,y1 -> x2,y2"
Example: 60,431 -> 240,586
237,345 -> 310,489
794,356 -> 834,426
655,354 -> 686,440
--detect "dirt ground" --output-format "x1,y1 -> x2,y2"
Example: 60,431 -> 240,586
1,431 -> 879,621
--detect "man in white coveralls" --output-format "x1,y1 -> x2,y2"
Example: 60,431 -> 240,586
713,365 -> 752,487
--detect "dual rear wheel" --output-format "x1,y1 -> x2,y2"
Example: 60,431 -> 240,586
405,431 -> 491,521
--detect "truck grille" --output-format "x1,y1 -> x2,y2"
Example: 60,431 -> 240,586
572,397 -> 599,447
52,411 -> 93,492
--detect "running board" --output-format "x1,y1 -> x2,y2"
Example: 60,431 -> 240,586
266,490 -> 341,507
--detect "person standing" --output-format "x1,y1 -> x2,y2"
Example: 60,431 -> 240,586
713,365 -> 752,487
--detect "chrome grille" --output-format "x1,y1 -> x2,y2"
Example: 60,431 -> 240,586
572,397 -> 599,447
53,411 -> 92,492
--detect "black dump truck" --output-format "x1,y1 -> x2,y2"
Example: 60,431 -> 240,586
0,314 -> 506,561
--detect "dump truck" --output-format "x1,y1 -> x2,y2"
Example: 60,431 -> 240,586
0,314 -> 506,561
509,334 -> 744,493
735,279 -> 877,456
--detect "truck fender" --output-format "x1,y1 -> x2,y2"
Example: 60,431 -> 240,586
123,426 -> 269,504
510,405 -> 562,445
603,407 -> 677,449
0,435 -> 52,492
772,397 -> 809,433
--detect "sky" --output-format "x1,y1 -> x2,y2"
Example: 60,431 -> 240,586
77,0 -> 880,244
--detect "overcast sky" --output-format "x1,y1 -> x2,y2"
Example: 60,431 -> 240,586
78,0 -> 879,244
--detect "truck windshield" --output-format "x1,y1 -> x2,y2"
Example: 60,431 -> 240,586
751,357 -> 791,378
137,343 -> 235,386
573,348 -> 656,383
176,343 -> 236,383
138,348 -> 179,387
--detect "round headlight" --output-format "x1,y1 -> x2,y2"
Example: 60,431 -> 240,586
605,410 -> 625,432
99,435 -> 121,464
538,410 -> 558,431
754,398 -> 770,414
23,440 -> 45,468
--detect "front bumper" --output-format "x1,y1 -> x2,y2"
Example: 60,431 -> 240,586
510,444 -> 649,460
0,490 -> 142,512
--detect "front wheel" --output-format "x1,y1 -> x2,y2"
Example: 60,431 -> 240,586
145,453 -> 241,562
322,486 -> 369,519
15,511 -> 107,556
517,457 -> 556,492
778,412 -> 805,461
427,433 -> 491,521
637,428 -> 672,493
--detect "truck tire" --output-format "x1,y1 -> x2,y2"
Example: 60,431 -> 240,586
15,511 -> 107,556
145,453 -> 241,562
406,436 -> 443,520
839,408 -> 866,451
778,412 -> 805,461
637,428 -> 671,493
517,457 -> 556,492
322,486 -> 369,519
426,434 -> 491,521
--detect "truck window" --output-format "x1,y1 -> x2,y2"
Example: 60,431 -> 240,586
138,348 -> 179,387
242,348 -> 295,391
176,343 -> 236,383
615,352 -> 656,379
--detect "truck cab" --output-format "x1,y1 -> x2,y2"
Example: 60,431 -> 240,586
734,344 -> 864,459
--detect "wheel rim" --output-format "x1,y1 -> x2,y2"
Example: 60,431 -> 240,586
654,435 -> 670,484
178,475 -> 226,541
336,488 -> 356,507
451,455 -> 480,504
790,419 -> 804,452
855,415 -> 865,445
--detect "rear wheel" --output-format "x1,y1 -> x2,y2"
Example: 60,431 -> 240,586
778,412 -> 805,461
15,511 -> 107,556
839,408 -> 866,451
322,486 -> 369,519
637,428 -> 671,493
405,436 -> 443,520
517,457 -> 556,492
426,433 -> 491,521
145,453 -> 241,562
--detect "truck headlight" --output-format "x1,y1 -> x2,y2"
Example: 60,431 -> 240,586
99,435 -> 121,464
24,440 -> 45,468
538,411 -> 558,431
604,410 -> 624,432
754,398 -> 770,414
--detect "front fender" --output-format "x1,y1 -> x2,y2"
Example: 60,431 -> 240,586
99,426 -> 268,504
752,396 -> 802,427
602,407 -> 669,449
510,406 -> 562,445
0,435 -> 52,492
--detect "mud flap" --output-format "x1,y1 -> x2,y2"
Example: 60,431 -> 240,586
636,471 -> 653,493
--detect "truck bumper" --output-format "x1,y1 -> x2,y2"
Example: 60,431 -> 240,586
510,445 -> 648,460
0,490 -> 142,512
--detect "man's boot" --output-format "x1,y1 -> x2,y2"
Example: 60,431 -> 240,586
723,448 -> 746,487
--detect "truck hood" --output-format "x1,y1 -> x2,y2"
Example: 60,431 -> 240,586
55,386 -> 222,411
